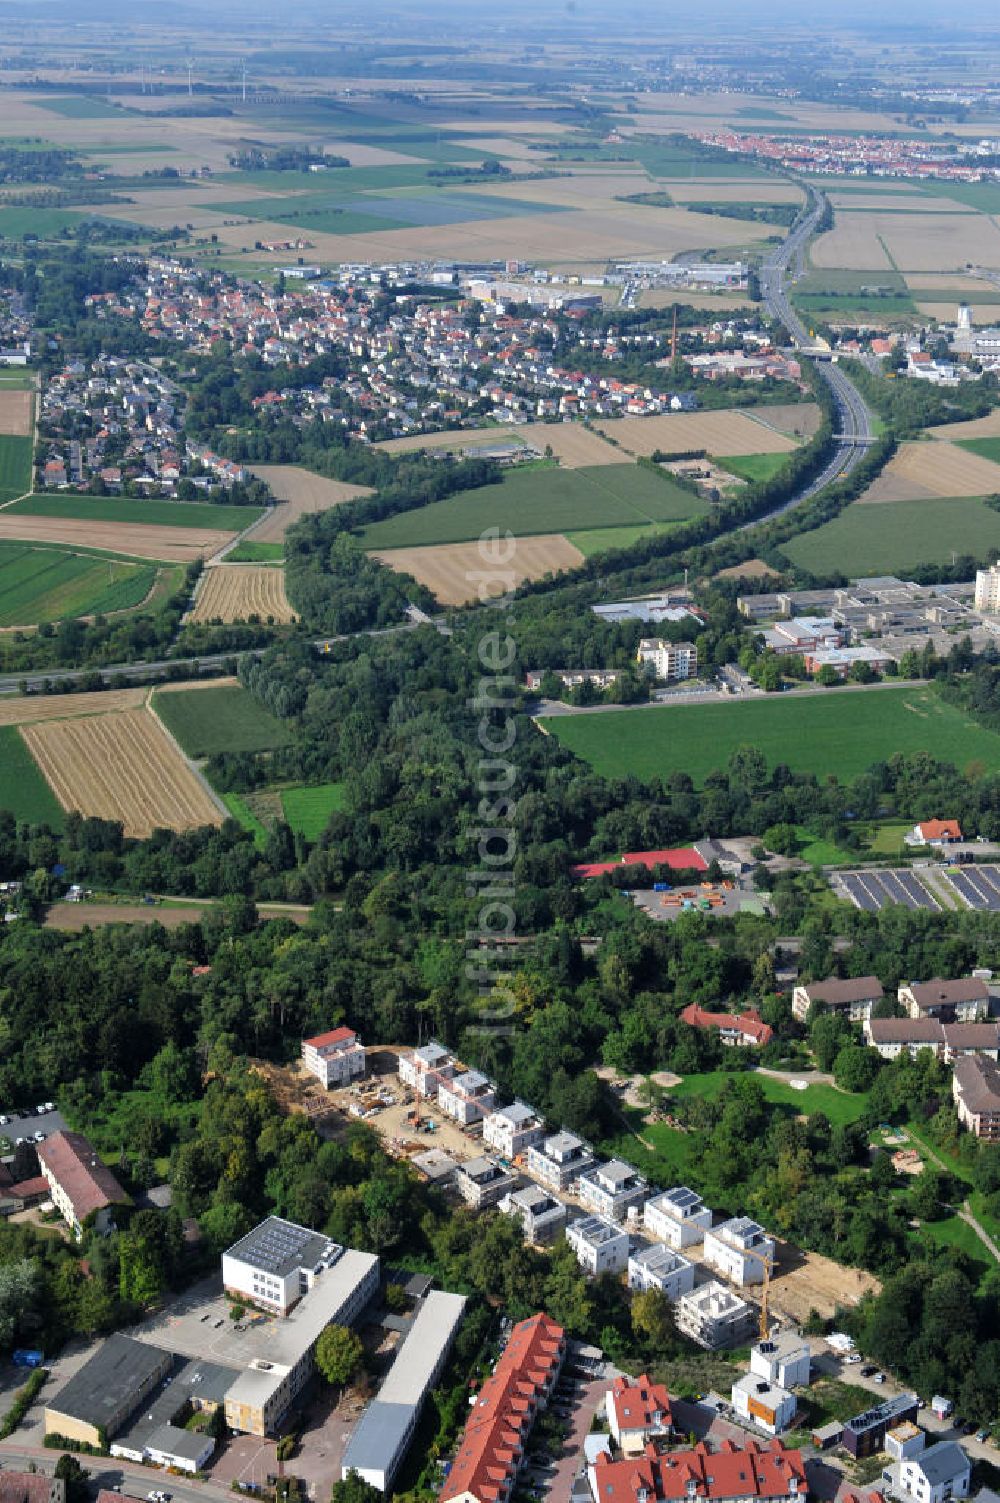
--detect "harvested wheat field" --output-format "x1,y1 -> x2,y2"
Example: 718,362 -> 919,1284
744,402 -> 822,439
811,211 -> 1000,271
189,565 -> 297,624
770,1245 -> 881,1324
371,534 -> 585,606
23,708 -> 223,837
378,423 -> 627,469
859,440 -> 1000,502
0,390 -> 32,436
246,465 -> 374,541
375,428 -> 528,457
637,289 -> 752,312
0,513 -> 233,562
928,410 -> 1000,441
0,686 -> 146,726
916,301 -> 1000,324
597,410 -> 800,458
904,272 -> 994,292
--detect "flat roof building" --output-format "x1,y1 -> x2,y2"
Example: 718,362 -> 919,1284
483,1102 -> 545,1159
44,1334 -> 173,1449
627,1245 -> 695,1300
577,1159 -> 649,1224
566,1215 -> 630,1277
703,1217 -> 775,1287
643,1186 -> 713,1249
842,1393 -> 920,1458
525,1131 -> 595,1192
455,1154 -> 517,1210
223,1215 -> 342,1317
676,1280 -> 755,1350
340,1289 -> 466,1492
301,1027 -> 366,1089
398,1040 -> 457,1099
501,1184 -> 568,1246
731,1374 -> 796,1437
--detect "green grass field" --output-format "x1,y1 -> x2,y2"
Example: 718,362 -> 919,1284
717,452 -> 791,483
0,369 -> 35,389
10,495 -> 263,531
566,521 -> 681,557
780,497 -> 1000,576
0,543 -> 157,626
792,826 -> 857,866
956,437 -> 1000,464
153,685 -> 291,758
281,783 -> 346,840
0,206 -> 86,239
37,95 -> 126,119
221,791 -> 268,849
666,1069 -> 871,1125
0,435 -> 33,503
361,465 -> 707,549
544,685 -> 1000,785
226,541 -> 285,563
0,724 -> 64,827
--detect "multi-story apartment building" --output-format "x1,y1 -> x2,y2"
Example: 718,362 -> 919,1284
437,1070 -> 496,1126
500,1184 -> 568,1246
643,1186 -> 713,1249
953,1054 -> 1000,1139
454,1155 -> 518,1210
525,1131 -> 596,1192
703,1218 -> 775,1287
636,638 -> 699,682
398,1040 -> 457,1098
301,1027 -> 366,1088
577,1159 -> 649,1223
791,976 -> 884,1024
565,1215 -> 630,1276
676,1281 -> 755,1349
482,1102 -> 545,1159
626,1245 -> 695,1300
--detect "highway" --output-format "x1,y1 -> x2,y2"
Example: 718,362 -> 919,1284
753,187 -> 877,522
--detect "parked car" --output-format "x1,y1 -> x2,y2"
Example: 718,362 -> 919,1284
860,1365 -> 877,1377
873,1373 -> 886,1384
976,1431 -> 990,1444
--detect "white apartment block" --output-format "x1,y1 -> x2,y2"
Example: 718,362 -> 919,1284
482,1101 -> 545,1159
301,1027 -> 366,1089
626,1244 -> 695,1300
636,638 -> 698,682
525,1131 -> 596,1192
731,1374 -> 796,1437
577,1159 -> 649,1223
500,1184 -> 568,1245
454,1154 -> 517,1210
750,1333 -> 811,1390
975,564 -> 1000,614
398,1040 -> 456,1098
565,1215 -> 630,1276
676,1280 -> 754,1349
703,1217 -> 775,1287
222,1216 -> 343,1317
643,1186 -> 713,1249
437,1069 -> 496,1125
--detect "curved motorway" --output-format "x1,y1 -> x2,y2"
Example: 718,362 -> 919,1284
755,187 -> 876,520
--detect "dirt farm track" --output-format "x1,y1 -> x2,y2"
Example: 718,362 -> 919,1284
188,564 -> 297,624
22,708 -> 223,838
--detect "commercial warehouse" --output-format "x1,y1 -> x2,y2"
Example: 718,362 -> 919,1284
340,1289 -> 467,1491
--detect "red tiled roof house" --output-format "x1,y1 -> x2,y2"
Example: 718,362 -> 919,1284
37,1130 -> 129,1240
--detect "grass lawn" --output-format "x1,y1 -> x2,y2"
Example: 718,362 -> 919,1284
0,724 -> 64,827
281,782 -> 346,840
0,542 -> 157,626
153,685 -> 291,758
602,1121 -> 695,1184
717,452 -> 792,483
780,497 -> 1000,576
0,435 -> 33,503
916,1213 -> 992,1272
956,437 -> 1000,465
544,685 -> 1000,785
226,541 -> 285,563
666,1069 -> 871,1126
792,825 -> 857,866
864,821 -> 912,857
10,495 -> 262,531
221,792 -> 268,849
566,521 -> 681,557
361,465 -> 707,548
0,369 -> 35,389
0,206 -> 87,239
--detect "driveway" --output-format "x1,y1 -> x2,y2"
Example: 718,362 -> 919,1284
546,1377 -> 612,1503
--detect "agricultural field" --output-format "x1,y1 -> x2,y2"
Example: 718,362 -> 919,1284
245,466 -> 373,541
566,522 -> 680,557
928,410 -> 1000,441
543,685 -> 1000,785
376,422 -> 627,469
22,708 -> 223,838
187,565 -> 297,624
0,435 -> 33,503
595,409 -> 804,458
0,513 -> 235,564
0,390 -> 33,437
226,542 -> 285,563
810,209 -> 1000,271
281,783 -> 346,840
956,437 -> 1000,465
0,543 -> 158,628
9,494 -> 263,531
717,453 -> 791,483
858,440 -> 1000,502
152,682 -> 292,758
780,497 -> 1000,575
0,723 -> 65,827
0,687 -> 147,726
371,534 -> 586,606
361,465 -> 707,550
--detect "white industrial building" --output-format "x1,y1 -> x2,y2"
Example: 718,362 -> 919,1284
643,1186 -> 713,1249
222,1216 -> 344,1317
731,1373 -> 796,1437
565,1215 -> 630,1276
703,1217 -> 775,1287
340,1290 -> 466,1492
750,1333 -> 811,1390
626,1245 -> 695,1300
301,1027 -> 366,1089
483,1102 -> 545,1158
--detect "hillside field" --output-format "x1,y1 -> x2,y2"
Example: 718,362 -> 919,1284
281,783 -> 346,840
780,497 -> 1000,575
0,543 -> 158,627
153,684 -> 291,758
543,686 -> 1000,785
360,464 -> 707,549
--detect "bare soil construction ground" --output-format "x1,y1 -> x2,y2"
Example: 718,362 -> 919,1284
859,439 -> 1000,501
0,390 -> 33,436
371,533 -> 585,604
714,557 -> 783,580
597,410 -> 802,457
246,465 -> 374,541
770,1245 -> 881,1324
189,564 -> 297,624
0,513 -> 234,562
23,708 -> 223,837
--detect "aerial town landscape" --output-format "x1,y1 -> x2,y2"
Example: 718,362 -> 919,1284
9,7 -> 1000,1503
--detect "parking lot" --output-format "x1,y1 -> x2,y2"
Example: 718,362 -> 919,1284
0,1102 -> 63,1153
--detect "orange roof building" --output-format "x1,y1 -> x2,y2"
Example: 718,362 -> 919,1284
589,1438 -> 806,1503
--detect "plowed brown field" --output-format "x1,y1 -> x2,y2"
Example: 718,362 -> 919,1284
0,390 -> 32,436
859,440 -> 1000,502
22,709 -> 223,837
188,565 -> 297,623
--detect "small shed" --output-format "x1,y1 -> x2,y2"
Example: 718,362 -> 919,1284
812,1421 -> 844,1450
